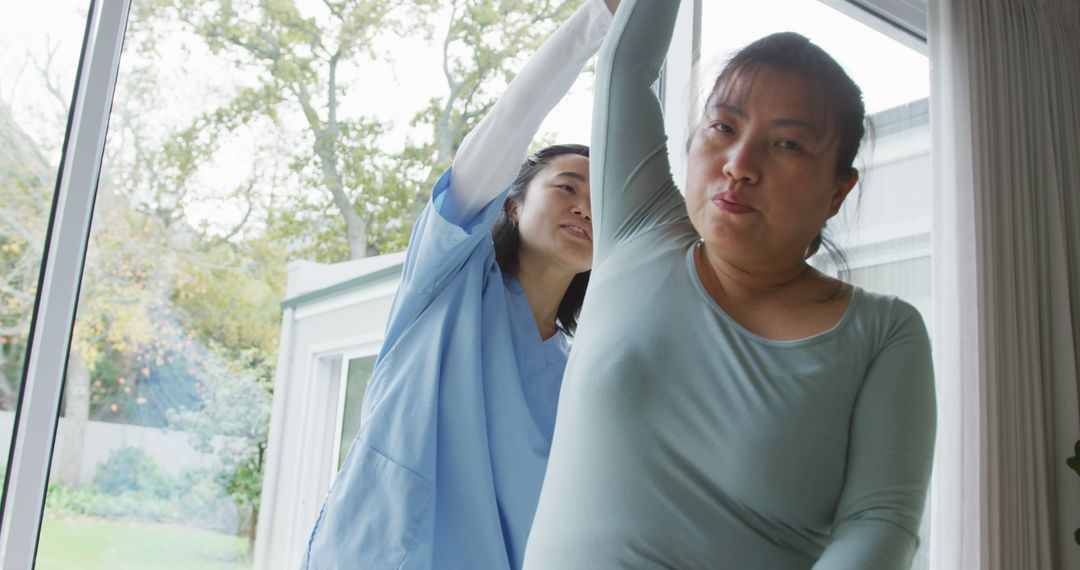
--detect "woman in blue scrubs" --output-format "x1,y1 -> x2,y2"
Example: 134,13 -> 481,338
302,1 -> 618,569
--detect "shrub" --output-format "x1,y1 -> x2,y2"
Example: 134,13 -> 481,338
93,445 -> 170,499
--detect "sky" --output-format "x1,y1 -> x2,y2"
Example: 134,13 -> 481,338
1,0 -> 929,232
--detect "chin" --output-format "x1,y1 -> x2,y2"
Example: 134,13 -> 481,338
565,255 -> 592,274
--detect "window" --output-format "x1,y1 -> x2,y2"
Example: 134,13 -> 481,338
0,0 -> 83,524
5,1 -> 935,568
692,1 -> 931,317
9,1 -> 595,568
335,355 -> 376,470
690,2 -> 932,567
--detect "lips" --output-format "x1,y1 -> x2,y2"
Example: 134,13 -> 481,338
560,224 -> 592,241
712,192 -> 755,214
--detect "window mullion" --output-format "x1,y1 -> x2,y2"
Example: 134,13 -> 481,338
0,0 -> 131,567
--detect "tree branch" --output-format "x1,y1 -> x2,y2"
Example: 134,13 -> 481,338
327,50 -> 340,134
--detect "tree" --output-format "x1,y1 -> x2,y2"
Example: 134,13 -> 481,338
134,0 -> 582,260
0,101 -> 52,408
165,341 -> 272,557
1,0 -> 590,553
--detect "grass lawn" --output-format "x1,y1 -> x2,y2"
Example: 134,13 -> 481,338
37,515 -> 251,570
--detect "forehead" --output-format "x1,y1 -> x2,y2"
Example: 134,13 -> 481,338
708,66 -> 830,130
540,153 -> 589,179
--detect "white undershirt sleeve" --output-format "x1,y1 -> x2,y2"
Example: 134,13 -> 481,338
446,0 -> 612,219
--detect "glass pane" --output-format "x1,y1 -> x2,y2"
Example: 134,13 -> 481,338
337,356 -> 375,470
0,0 -> 85,504
700,3 -> 932,568
35,0 -> 595,567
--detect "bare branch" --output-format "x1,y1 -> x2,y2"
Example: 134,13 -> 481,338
327,51 -> 340,133
321,0 -> 345,19
30,38 -> 70,116
292,82 -> 324,133
215,179 -> 257,244
442,0 -> 463,91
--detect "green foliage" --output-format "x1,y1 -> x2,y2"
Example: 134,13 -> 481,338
0,102 -> 54,409
165,341 -> 271,537
6,2 -> 592,550
93,446 -> 171,498
51,449 -> 242,532
126,0 -> 582,261
222,446 -> 264,519
48,469 -> 242,534
172,241 -> 285,358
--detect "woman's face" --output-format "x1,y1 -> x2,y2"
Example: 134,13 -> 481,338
513,153 -> 593,274
685,67 -> 857,268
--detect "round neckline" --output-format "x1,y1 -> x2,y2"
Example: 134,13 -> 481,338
683,243 -> 861,348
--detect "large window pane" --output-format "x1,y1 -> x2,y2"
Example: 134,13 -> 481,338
0,0 -> 85,507
699,2 -> 932,568
336,356 -> 375,470
34,1 -> 595,567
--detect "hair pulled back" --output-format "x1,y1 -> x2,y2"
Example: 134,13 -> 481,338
708,32 -> 867,260
491,143 -> 591,335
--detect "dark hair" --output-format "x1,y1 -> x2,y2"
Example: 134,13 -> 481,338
706,32 -> 866,267
491,144 -> 591,335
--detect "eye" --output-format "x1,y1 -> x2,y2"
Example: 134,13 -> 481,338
710,122 -> 734,135
558,184 -> 575,193
776,139 -> 804,151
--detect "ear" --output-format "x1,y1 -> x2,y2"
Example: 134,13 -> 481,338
507,199 -> 521,223
827,168 -> 858,218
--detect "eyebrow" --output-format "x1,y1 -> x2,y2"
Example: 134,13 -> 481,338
711,102 -> 823,138
553,171 -> 587,182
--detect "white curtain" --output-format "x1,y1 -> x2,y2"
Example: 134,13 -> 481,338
929,0 -> 1080,568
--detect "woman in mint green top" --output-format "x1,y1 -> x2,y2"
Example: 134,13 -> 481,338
523,1 -> 936,569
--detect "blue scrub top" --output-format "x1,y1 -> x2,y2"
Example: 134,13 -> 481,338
303,168 -> 570,570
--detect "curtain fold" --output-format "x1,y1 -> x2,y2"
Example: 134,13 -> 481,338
929,1 -> 1080,568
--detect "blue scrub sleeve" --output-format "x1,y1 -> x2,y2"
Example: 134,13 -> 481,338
398,168 -> 508,298
378,168 -> 507,368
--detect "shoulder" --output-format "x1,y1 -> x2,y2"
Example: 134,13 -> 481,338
852,289 -> 926,329
846,288 -> 931,357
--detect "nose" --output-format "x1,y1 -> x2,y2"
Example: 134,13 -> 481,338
721,140 -> 761,185
572,196 -> 592,222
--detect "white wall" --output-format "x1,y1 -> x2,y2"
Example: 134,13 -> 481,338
1,410 -> 217,486
255,255 -> 402,570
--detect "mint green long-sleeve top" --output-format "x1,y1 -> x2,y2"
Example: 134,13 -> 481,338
521,1 -> 937,569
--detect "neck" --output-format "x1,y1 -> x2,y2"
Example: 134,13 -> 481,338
514,250 -> 577,340
697,241 -> 814,304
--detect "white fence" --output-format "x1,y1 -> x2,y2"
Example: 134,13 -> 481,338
1,410 -> 215,487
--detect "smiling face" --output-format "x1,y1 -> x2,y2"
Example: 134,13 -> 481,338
512,153 -> 593,274
685,66 -> 858,270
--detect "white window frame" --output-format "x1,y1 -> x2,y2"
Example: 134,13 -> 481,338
0,1 -> 131,568
328,347 -> 380,478
818,0 -> 927,52
664,0 -> 928,185
276,332 -> 383,567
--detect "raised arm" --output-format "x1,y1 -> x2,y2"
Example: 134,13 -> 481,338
444,0 -> 614,222
814,303 -> 937,569
590,0 -> 683,253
